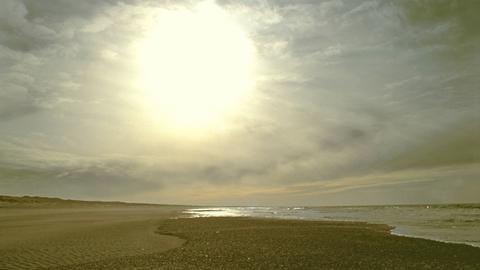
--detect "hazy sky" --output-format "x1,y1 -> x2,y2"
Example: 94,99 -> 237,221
0,0 -> 478,205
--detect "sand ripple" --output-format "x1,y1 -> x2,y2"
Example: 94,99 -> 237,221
0,207 -> 185,270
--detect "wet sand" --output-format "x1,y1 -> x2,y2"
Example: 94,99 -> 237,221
1,197 -> 480,269
52,217 -> 480,270
0,205 -> 186,270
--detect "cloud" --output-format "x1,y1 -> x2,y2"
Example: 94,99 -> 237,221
380,119 -> 480,171
0,141 -> 163,200
0,0 -> 56,52
0,0 -> 478,205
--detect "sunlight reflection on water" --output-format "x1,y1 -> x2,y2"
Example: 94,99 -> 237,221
183,205 -> 480,248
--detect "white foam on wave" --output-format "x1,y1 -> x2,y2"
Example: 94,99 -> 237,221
183,204 -> 480,248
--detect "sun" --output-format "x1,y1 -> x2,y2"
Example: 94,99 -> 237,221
138,1 -> 255,132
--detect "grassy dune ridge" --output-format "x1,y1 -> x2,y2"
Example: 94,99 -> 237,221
0,195 -> 168,208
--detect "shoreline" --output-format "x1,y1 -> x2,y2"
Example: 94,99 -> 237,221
69,216 -> 480,269
184,213 -> 480,249
390,229 -> 480,249
182,205 -> 480,249
1,197 -> 479,269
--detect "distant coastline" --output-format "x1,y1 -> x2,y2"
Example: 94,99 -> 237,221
3,194 -> 478,209
0,194 -> 182,208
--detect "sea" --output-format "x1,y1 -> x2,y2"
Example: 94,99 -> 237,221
183,204 -> 480,248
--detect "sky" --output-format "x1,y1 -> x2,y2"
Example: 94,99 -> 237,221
0,0 -> 478,206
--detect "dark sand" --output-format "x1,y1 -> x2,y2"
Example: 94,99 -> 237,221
1,197 -> 480,269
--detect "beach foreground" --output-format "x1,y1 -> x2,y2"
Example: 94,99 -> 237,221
55,217 -> 480,270
1,198 -> 480,269
0,196 -> 186,270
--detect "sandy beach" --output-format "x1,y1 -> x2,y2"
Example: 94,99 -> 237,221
1,197 -> 480,269
0,196 -> 186,269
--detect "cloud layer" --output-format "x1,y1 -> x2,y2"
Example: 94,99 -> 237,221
1,0 -> 478,205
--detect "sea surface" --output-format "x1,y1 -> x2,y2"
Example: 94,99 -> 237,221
183,204 -> 480,247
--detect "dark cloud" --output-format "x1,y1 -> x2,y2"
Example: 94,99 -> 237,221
381,119 -> 480,171
400,0 -> 480,41
0,155 -> 163,200
0,0 -> 60,52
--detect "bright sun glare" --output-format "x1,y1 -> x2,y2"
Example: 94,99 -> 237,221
139,1 -> 255,132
